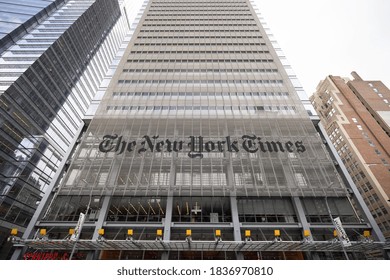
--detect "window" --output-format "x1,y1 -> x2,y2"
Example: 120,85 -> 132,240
294,173 -> 307,187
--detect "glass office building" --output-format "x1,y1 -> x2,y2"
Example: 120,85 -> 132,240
9,0 -> 387,260
0,0 -> 145,259
0,0 -> 67,54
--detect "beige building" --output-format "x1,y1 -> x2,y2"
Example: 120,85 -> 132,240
311,72 -> 390,238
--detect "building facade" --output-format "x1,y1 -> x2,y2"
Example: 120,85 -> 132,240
0,0 -> 145,259
8,1 -> 387,260
311,72 -> 390,238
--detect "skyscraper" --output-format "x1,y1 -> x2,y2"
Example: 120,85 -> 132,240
8,0 -> 387,260
0,0 -> 145,259
311,71 -> 390,238
0,0 -> 67,54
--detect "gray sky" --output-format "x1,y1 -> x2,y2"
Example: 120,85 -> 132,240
254,0 -> 390,95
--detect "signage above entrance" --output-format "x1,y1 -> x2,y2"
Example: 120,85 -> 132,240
98,134 -> 306,159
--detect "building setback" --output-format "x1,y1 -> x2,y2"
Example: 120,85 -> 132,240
311,72 -> 390,238
0,0 -> 145,259
8,1 -> 388,260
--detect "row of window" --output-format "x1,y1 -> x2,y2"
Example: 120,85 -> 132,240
123,68 -> 277,73
24,38 -> 56,43
372,87 -> 389,104
18,44 -> 52,49
147,13 -> 254,16
142,24 -> 258,27
143,18 -> 255,21
148,9 -> 251,12
42,23 -> 74,28
134,43 -> 266,46
153,0 -> 246,2
30,33 -> 63,38
37,28 -> 70,33
378,221 -> 390,232
365,192 -> 380,206
137,35 -> 262,39
106,105 -> 297,112
0,63 -> 31,69
372,206 -> 389,219
150,4 -> 247,7
11,50 -> 46,54
129,50 -> 269,54
139,29 -> 259,32
117,79 -> 283,85
126,58 -> 272,63
152,1 -> 246,2
356,120 -> 385,155
112,91 -> 289,97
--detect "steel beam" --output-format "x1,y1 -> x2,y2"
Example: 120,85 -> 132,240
92,196 -> 111,240
230,196 -> 244,260
161,195 -> 173,260
161,155 -> 176,260
292,197 -> 310,233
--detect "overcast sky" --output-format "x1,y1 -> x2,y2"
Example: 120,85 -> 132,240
254,0 -> 390,95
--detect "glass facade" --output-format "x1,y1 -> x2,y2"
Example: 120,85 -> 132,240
0,0 -> 67,53
0,0 -> 145,259
57,0 -> 345,199
9,0 -> 386,260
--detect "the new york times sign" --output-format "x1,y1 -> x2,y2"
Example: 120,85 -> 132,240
98,134 -> 306,159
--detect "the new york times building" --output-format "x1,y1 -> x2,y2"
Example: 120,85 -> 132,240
14,0 -> 386,260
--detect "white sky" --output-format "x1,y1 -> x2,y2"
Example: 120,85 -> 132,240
254,0 -> 390,95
